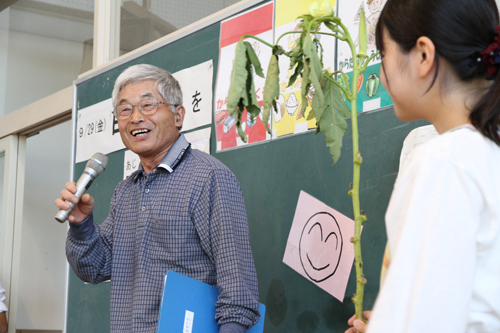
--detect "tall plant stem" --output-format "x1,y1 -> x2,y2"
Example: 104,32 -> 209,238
350,65 -> 366,322
342,21 -> 367,323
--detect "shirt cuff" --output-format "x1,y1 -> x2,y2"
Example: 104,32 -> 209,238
0,302 -> 7,312
219,322 -> 246,333
68,213 -> 95,241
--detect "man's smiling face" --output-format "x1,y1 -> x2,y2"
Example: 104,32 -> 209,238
117,80 -> 183,162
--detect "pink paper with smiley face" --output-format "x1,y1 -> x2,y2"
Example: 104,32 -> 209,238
283,191 -> 359,301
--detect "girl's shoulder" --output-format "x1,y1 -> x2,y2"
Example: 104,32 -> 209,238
409,125 -> 500,174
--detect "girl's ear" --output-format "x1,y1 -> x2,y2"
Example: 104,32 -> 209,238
415,36 -> 436,79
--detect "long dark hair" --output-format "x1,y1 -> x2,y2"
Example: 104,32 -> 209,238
375,0 -> 500,145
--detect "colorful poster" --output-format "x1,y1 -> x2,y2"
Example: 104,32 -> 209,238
283,191 -> 358,301
273,0 -> 337,138
214,2 -> 274,151
337,0 -> 392,112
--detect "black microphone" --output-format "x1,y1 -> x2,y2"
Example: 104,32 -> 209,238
55,152 -> 108,223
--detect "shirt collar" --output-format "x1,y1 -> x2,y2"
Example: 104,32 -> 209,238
131,134 -> 191,182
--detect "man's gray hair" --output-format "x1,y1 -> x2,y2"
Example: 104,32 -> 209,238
111,64 -> 183,112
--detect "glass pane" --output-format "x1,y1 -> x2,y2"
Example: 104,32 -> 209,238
0,0 -> 94,116
119,0 -> 241,56
16,120 -> 71,331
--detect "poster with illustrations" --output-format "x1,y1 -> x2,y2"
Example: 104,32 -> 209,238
214,2 -> 274,151
283,191 -> 358,301
337,0 -> 392,112
273,0 -> 337,138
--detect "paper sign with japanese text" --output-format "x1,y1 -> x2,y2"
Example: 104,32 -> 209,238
174,60 -> 213,131
76,98 -> 125,163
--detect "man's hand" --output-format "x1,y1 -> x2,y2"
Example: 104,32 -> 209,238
345,311 -> 372,333
55,181 -> 95,223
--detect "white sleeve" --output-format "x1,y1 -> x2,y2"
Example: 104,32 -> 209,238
0,281 -> 7,312
367,154 -> 482,333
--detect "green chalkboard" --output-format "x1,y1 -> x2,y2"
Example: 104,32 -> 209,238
215,109 -> 426,332
70,3 -> 428,332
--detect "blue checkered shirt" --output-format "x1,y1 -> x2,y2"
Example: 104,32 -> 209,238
66,135 -> 260,332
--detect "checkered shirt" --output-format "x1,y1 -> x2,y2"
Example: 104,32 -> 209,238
66,135 -> 260,332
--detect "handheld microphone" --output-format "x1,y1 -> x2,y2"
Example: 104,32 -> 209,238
55,152 -> 108,223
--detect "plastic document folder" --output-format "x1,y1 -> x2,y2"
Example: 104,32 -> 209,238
157,270 -> 266,333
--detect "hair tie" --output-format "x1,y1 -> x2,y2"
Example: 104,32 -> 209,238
480,25 -> 500,77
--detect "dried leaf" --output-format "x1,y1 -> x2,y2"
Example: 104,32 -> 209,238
227,40 -> 249,118
262,54 -> 280,134
227,40 -> 261,143
303,34 -> 324,118
244,41 -> 264,78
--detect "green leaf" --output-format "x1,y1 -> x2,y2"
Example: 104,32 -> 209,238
262,54 -> 280,134
244,41 -> 264,78
314,73 -> 350,164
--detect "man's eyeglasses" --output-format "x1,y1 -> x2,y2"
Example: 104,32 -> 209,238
113,100 -> 178,120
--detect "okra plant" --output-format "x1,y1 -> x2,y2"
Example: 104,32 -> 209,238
226,2 -> 379,324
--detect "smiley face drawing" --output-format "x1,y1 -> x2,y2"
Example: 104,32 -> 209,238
299,212 -> 343,283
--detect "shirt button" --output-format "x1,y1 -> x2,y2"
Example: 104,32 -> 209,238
142,206 -> 146,212
145,189 -> 149,193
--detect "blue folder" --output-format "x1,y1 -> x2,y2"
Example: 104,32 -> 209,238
157,270 -> 266,333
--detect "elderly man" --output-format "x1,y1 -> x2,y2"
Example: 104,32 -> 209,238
56,64 -> 260,332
